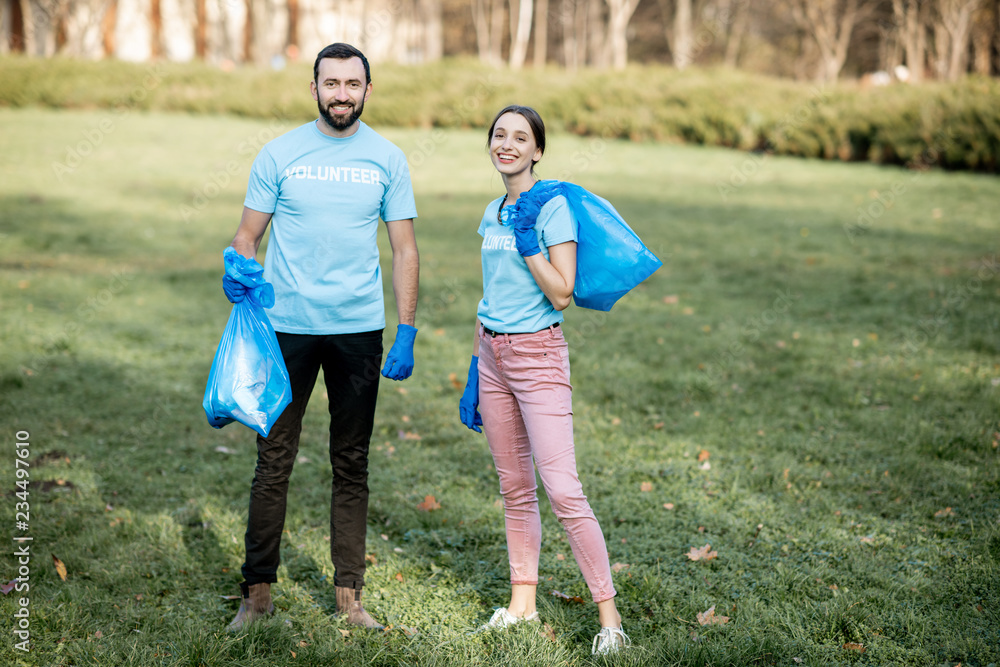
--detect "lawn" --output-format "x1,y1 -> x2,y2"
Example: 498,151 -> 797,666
1,107 -> 999,666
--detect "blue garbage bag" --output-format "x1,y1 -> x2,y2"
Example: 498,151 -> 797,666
203,250 -> 291,438
509,181 -> 663,311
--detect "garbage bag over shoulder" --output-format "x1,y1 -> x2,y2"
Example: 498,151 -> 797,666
203,257 -> 291,438
512,180 -> 663,312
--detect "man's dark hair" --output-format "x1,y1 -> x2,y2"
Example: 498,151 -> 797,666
313,43 -> 371,86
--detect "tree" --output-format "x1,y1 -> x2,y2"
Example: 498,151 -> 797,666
533,0 -> 548,65
604,0 -> 638,68
472,0 -> 505,64
508,0 -> 532,68
789,0 -> 874,81
932,0 -> 981,80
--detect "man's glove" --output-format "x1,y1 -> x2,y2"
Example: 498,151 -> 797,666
222,247 -> 274,308
459,356 -> 483,433
509,180 -> 562,258
381,324 -> 418,380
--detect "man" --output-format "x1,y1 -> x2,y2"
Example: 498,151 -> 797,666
223,43 -> 419,631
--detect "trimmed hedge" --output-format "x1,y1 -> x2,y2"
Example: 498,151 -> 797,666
2,55 -> 997,172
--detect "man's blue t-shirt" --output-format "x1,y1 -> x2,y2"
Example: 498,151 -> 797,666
477,195 -> 577,333
244,120 -> 417,335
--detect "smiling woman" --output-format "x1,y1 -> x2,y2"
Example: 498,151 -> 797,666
457,105 -> 631,656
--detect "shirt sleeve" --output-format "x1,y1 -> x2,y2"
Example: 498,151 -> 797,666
380,150 -> 418,222
244,147 -> 279,214
537,195 -> 577,248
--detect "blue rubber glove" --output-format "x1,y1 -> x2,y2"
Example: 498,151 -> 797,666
222,247 -> 274,308
459,356 -> 483,433
381,324 -> 418,380
509,180 -> 563,257
223,274 -> 247,303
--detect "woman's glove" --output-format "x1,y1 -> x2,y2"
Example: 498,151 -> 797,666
509,180 -> 563,257
459,356 -> 483,433
381,324 -> 418,380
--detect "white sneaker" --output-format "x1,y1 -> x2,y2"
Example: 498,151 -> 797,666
592,625 -> 631,655
477,607 -> 540,632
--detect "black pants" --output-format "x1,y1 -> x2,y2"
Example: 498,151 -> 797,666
241,330 -> 383,589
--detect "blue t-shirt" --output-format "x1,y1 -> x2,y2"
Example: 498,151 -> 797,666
477,195 -> 577,333
244,120 -> 417,335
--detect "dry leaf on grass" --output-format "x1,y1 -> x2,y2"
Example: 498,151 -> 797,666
640,482 -> 653,492
696,606 -> 729,626
697,449 -> 710,462
540,623 -> 557,642
1,580 -> 17,595
394,572 -> 404,582
611,562 -> 629,573
416,495 -> 441,511
448,372 -> 463,389
398,430 -> 422,441
52,555 -> 67,581
934,507 -> 954,518
686,544 -> 718,561
842,643 -> 865,652
551,590 -> 586,604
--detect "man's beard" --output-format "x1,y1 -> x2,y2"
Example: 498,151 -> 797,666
318,97 -> 365,131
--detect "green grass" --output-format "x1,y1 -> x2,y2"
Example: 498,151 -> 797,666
1,106 -> 999,666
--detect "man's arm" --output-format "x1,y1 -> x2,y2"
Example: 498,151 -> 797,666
230,207 -> 274,261
384,218 -> 419,326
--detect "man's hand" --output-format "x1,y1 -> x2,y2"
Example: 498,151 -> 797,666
459,356 -> 483,433
381,324 -> 418,380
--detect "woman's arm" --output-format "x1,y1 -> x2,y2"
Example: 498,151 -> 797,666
524,241 -> 577,311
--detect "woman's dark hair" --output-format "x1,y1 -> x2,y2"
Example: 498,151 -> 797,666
487,105 -> 546,171
314,43 -> 371,86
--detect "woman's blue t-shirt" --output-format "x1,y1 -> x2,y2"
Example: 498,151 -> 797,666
477,194 -> 577,333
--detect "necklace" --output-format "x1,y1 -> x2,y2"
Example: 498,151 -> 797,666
497,194 -> 508,224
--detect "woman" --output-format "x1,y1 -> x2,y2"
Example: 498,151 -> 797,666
458,105 -> 630,655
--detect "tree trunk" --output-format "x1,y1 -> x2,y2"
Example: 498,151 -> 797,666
970,1 -> 993,75
533,0 -> 548,65
790,0 -> 869,82
672,0 -> 692,69
723,0 -> 748,68
508,0 -> 532,68
587,0 -> 604,66
604,0 -> 637,69
936,0 -> 981,80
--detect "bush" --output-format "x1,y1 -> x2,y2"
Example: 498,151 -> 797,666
2,55 -> 998,172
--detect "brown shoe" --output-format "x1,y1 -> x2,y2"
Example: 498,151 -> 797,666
227,582 -> 275,632
335,585 -> 385,630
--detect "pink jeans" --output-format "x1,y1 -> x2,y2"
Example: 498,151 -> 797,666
478,324 -> 616,603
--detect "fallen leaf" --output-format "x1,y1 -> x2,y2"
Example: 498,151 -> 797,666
611,562 -> 629,573
339,629 -> 350,637
380,534 -> 389,541
394,572 -> 404,582
556,553 -> 565,561
2,580 -> 17,595
398,625 -> 418,636
697,449 -> 710,462
842,643 -> 865,652
290,650 -> 296,658
640,482 -> 653,492
433,328 -> 446,336
934,507 -> 954,518
398,430 -> 422,441
686,544 -> 718,562
365,553 -> 378,565
95,630 -> 103,638
793,658 -> 803,664
551,590 -> 586,604
416,495 -> 441,511
214,446 -> 236,454
298,640 -> 308,647
105,504 -> 114,512
540,623 -> 557,642
700,461 -> 712,471
52,555 -> 68,581
696,606 -> 729,625
448,372 -> 463,389
220,595 -> 242,600
663,295 -> 679,305
663,503 -> 675,510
